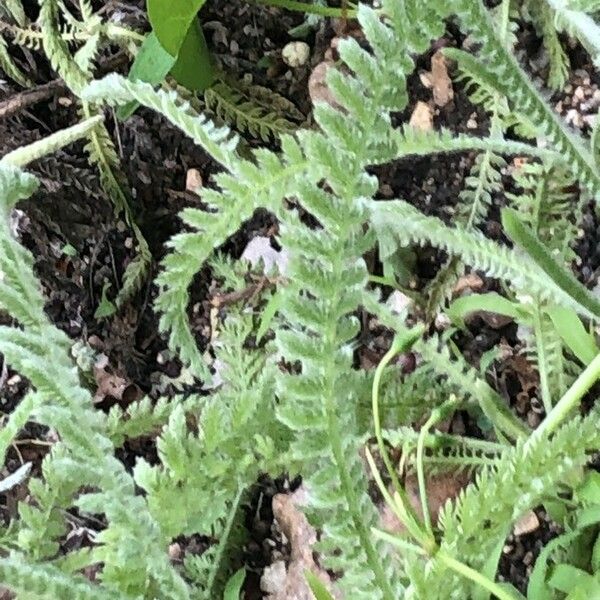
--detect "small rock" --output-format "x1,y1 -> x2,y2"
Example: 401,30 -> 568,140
419,71 -> 433,89
453,273 -> 484,295
261,561 -> 287,595
168,543 -> 182,561
466,117 -> 478,129
282,41 -> 310,68
527,410 -> 541,428
430,50 -> 454,107
573,86 -> 585,101
565,108 -> 583,128
435,312 -> 452,331
241,236 -> 289,274
513,510 -> 540,536
6,375 -> 20,387
409,101 -> 433,131
583,114 -> 597,129
386,290 -> 412,315
186,168 -> 203,192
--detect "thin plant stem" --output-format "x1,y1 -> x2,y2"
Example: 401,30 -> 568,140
532,303 -> 553,414
371,328 -> 434,551
438,551 -> 517,600
371,527 -> 428,556
368,274 -> 398,288
416,411 -> 436,536
532,351 -> 600,440
1,115 -> 103,167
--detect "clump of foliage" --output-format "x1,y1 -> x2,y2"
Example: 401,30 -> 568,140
1,0 -> 600,599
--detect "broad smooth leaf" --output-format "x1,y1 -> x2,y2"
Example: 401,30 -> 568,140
472,537 -> 510,600
305,571 -> 335,600
128,32 -> 176,84
548,564 -> 597,595
147,0 -> 207,57
546,306 -> 599,365
528,531 -> 580,600
223,568 -> 245,600
118,32 -> 176,120
446,292 -> 525,328
169,19 -> 214,91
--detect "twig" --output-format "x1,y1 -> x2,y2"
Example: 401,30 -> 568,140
0,79 -> 67,120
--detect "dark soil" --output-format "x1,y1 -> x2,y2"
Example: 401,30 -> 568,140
1,0 -> 599,596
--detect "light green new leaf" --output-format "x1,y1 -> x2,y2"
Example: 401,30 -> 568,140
118,32 -> 176,120
546,306 -> 599,365
94,281 -> 116,320
548,564 -> 598,595
447,292 -> 525,328
223,568 -> 245,600
305,571 -> 336,600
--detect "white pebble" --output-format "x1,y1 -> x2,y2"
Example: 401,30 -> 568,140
282,41 -> 310,68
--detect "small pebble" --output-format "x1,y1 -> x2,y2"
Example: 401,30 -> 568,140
186,168 -> 203,192
168,543 -> 182,561
466,117 -> 478,129
513,510 -> 540,536
282,41 -> 310,68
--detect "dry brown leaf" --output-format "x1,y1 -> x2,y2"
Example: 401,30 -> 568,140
93,354 -> 129,405
430,50 -> 454,107
308,61 -> 342,110
380,470 -> 471,535
453,273 -> 484,295
408,101 -> 434,131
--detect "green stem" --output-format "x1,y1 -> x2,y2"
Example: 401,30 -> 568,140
368,274 -> 398,288
532,303 -> 553,414
371,527 -> 428,557
1,115 -> 103,167
248,0 -> 357,17
438,551 -> 516,600
416,411 -> 436,536
372,329 -> 433,549
532,351 -> 600,440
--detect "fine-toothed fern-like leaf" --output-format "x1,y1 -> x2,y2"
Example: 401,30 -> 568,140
83,75 -> 312,379
204,80 -> 304,141
372,199 -> 598,320
457,150 -> 505,229
0,160 -> 189,598
507,159 -> 580,261
38,0 -> 150,305
183,487 -> 248,600
133,308 -> 283,597
106,396 -> 190,447
0,35 -> 31,87
38,0 -> 88,94
0,557 -> 115,600
525,0 -> 570,89
384,124 -> 557,164
547,0 -> 600,67
2,0 -> 26,26
426,407 -> 600,598
417,335 -> 529,439
450,0 -> 600,199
